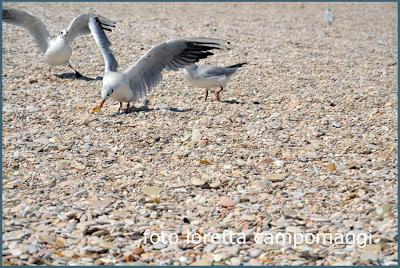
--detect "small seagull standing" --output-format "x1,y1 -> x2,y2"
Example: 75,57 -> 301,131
89,17 -> 224,113
183,62 -> 247,101
2,8 -> 115,78
324,7 -> 335,26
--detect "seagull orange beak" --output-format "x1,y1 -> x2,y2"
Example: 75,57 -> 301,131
99,99 -> 106,108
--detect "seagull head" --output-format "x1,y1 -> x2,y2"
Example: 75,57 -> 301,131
59,29 -> 68,38
98,72 -> 126,108
99,86 -> 115,108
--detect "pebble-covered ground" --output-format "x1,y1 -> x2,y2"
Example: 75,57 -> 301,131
2,2 -> 397,266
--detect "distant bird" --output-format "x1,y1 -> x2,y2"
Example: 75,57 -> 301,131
2,8 -> 115,78
324,7 -> 335,26
183,62 -> 247,101
89,17 -> 224,113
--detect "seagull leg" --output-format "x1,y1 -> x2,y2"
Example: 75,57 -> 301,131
215,86 -> 224,102
125,102 -> 130,113
68,62 -> 83,78
204,89 -> 209,101
118,102 -> 123,113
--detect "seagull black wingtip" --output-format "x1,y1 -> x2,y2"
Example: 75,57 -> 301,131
226,62 -> 248,69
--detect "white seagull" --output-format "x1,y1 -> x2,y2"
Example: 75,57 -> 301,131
324,7 -> 335,26
3,7 -> 115,78
89,17 -> 224,113
183,62 -> 247,101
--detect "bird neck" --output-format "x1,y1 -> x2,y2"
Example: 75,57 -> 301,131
55,36 -> 69,45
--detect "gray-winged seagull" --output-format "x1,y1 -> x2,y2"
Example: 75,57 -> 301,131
3,7 -> 115,78
183,62 -> 247,101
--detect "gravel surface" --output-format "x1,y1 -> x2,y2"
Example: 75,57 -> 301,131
2,2 -> 397,266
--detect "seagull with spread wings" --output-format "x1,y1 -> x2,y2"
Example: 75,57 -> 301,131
3,7 -> 115,78
89,17 -> 224,113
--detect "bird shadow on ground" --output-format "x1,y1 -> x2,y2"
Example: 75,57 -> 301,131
220,99 -> 262,105
134,106 -> 192,113
54,73 -> 102,81
114,99 -> 192,115
221,99 -> 243,104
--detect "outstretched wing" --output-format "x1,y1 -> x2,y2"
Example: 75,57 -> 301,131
67,13 -> 115,43
124,38 -> 223,99
88,17 -> 118,72
3,8 -> 51,53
